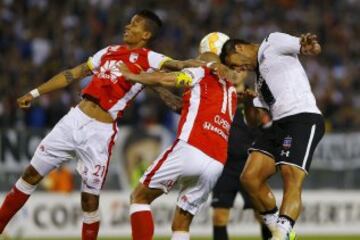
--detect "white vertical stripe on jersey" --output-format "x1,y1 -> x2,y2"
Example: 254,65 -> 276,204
108,83 -> 143,119
178,84 -> 201,141
302,124 -> 316,169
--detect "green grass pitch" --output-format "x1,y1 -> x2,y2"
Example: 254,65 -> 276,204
25,236 -> 360,240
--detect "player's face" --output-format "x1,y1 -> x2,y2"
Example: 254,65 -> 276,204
123,15 -> 151,44
225,44 -> 257,71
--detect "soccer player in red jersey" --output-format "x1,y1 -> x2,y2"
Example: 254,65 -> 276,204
119,52 -> 238,240
0,10 -> 197,239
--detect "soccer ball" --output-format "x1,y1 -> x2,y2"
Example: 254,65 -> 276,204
199,32 -> 230,55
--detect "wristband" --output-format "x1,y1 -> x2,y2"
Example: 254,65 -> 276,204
175,72 -> 192,88
29,89 -> 40,98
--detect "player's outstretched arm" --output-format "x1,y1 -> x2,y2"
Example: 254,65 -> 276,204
118,63 -> 192,88
300,33 -> 321,56
161,59 -> 205,70
17,63 -> 92,109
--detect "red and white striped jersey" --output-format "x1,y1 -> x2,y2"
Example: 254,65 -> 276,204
177,67 -> 237,164
82,44 -> 170,120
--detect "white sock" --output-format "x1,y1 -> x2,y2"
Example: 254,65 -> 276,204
171,231 -> 190,240
129,203 -> 151,215
277,216 -> 293,240
83,210 -> 100,224
15,178 -> 37,195
261,210 -> 279,234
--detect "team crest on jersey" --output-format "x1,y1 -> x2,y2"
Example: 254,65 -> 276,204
282,136 -> 292,149
129,53 -> 139,63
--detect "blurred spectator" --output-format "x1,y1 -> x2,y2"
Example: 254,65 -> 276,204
41,165 -> 74,193
0,0 -> 359,132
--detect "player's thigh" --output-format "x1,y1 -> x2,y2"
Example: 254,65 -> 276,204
76,121 -> 117,196
279,164 -> 306,190
139,140 -> 185,193
276,114 -> 325,173
241,151 -> 276,183
31,113 -> 76,177
178,156 -> 223,215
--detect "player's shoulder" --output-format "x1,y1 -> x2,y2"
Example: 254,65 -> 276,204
265,32 -> 288,41
182,67 -> 206,80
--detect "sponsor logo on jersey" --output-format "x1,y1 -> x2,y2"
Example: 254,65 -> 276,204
98,60 -> 123,83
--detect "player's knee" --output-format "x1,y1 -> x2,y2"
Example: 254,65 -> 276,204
22,165 -> 43,185
240,171 -> 259,191
281,165 -> 306,191
81,192 -> 99,212
213,209 -> 229,226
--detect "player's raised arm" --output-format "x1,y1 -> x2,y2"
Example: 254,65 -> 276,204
17,62 -> 92,109
118,63 -> 196,88
269,32 -> 321,56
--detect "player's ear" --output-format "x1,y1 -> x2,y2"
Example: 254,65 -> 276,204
142,31 -> 152,41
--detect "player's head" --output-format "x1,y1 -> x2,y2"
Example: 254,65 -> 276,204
220,38 -> 257,71
123,10 -> 162,46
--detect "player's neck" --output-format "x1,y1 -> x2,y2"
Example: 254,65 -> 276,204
126,41 -> 148,50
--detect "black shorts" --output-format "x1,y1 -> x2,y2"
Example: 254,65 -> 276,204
211,153 -> 253,209
249,113 -> 325,173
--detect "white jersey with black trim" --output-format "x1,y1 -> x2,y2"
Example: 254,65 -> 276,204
255,32 -> 321,120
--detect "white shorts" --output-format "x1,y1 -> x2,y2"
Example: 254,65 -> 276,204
31,107 -> 118,195
140,140 -> 223,215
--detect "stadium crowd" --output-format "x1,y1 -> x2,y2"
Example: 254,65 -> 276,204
0,0 -> 359,132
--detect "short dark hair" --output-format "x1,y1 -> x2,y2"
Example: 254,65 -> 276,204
220,38 -> 251,63
136,10 -> 162,40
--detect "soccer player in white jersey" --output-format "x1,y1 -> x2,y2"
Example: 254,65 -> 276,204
0,10 -> 198,239
119,52 -> 238,240
219,33 -> 325,240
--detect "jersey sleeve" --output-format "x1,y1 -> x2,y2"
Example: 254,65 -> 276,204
268,32 -> 301,55
87,47 -> 109,71
181,67 -> 205,87
148,51 -> 172,70
253,96 -> 270,111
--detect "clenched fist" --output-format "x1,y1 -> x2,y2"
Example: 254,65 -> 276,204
300,33 -> 321,56
17,93 -> 34,109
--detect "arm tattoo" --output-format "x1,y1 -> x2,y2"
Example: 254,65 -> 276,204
63,70 -> 75,84
80,63 -> 91,76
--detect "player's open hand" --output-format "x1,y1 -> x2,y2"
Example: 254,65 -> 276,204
300,33 -> 321,55
17,93 -> 33,109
